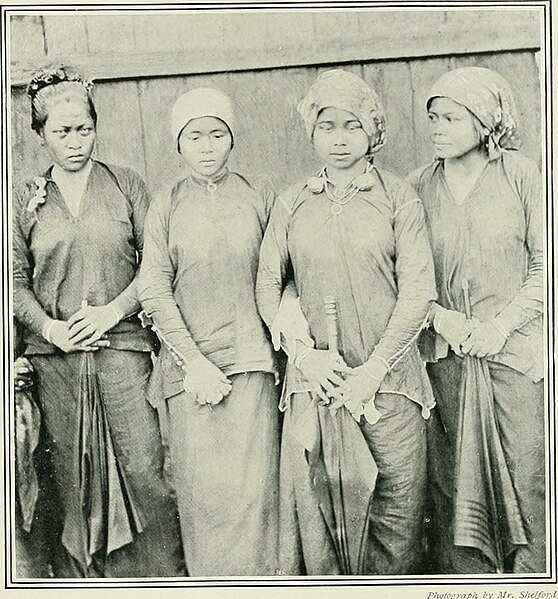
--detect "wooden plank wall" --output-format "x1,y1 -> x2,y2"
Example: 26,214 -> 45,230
10,10 -> 543,194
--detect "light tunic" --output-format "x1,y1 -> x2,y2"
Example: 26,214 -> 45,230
138,169 -> 280,576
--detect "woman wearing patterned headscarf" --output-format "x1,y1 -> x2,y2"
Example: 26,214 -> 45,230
12,65 -> 184,577
256,69 -> 437,575
409,67 -> 545,573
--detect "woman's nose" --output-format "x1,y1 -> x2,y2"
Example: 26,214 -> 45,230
430,119 -> 445,136
67,131 -> 83,149
332,127 -> 348,145
200,137 -> 214,152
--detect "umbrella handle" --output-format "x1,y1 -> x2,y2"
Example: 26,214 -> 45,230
462,279 -> 472,320
324,297 -> 339,358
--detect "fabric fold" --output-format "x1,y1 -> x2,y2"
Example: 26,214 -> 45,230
15,388 -> 42,533
454,285 -> 528,572
61,352 -> 145,572
290,395 -> 378,574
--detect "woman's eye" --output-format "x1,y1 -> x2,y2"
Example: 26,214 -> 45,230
316,123 -> 332,131
80,128 -> 92,136
347,123 -> 362,131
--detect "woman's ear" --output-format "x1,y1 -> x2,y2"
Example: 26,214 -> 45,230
37,131 -> 45,146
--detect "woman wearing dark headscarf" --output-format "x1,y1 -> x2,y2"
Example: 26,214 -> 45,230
256,69 -> 437,575
12,65 -> 184,577
409,67 -> 545,573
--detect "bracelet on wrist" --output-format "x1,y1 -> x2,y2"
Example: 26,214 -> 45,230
363,362 -> 383,383
367,353 -> 390,375
294,346 -> 313,370
108,304 -> 123,325
42,319 -> 55,343
492,318 -> 510,340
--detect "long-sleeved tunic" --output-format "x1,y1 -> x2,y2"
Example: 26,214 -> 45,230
138,169 -> 280,576
256,166 -> 437,411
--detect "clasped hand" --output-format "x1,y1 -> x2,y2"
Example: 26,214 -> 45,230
297,349 -> 381,422
14,357 -> 34,389
47,304 -> 118,353
183,356 -> 232,407
434,308 -> 507,358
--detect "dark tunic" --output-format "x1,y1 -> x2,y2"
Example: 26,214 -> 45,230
256,166 -> 437,575
409,151 -> 545,574
12,160 -> 184,577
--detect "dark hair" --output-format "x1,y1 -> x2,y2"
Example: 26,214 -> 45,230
27,65 -> 97,133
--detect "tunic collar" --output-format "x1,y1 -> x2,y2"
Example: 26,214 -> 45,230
190,168 -> 230,190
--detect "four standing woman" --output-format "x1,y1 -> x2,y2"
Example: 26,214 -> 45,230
13,64 -> 546,577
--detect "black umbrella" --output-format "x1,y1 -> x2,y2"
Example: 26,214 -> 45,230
61,352 -> 145,574
305,298 -> 377,574
454,280 -> 527,572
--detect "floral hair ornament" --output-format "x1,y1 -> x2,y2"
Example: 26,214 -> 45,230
26,177 -> 47,213
26,65 -> 94,100
297,69 -> 387,158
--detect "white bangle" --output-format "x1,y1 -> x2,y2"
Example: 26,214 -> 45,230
492,318 -> 510,340
363,361 -> 383,383
42,319 -> 55,343
367,353 -> 390,375
294,346 -> 313,370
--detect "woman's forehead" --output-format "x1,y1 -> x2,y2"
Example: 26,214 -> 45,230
316,106 -> 360,123
182,115 -> 229,133
428,96 -> 469,114
45,97 -> 92,123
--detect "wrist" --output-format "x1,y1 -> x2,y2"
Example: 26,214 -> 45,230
429,303 -> 444,326
432,306 -> 449,333
41,318 -> 56,343
107,302 -> 124,325
363,355 -> 388,383
294,344 -> 313,370
491,316 -> 510,340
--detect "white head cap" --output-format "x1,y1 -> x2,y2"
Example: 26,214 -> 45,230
171,87 -> 235,152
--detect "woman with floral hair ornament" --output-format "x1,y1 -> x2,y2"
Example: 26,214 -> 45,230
12,65 -> 184,577
409,67 -> 545,574
256,69 -> 437,575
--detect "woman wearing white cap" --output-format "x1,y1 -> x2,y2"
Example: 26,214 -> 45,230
138,87 -> 284,575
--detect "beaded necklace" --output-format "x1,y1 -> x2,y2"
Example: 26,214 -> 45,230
307,162 -> 375,215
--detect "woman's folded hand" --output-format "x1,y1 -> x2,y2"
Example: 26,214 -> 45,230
432,306 -> 475,355
295,347 -> 352,405
460,319 -> 507,358
183,355 -> 232,407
